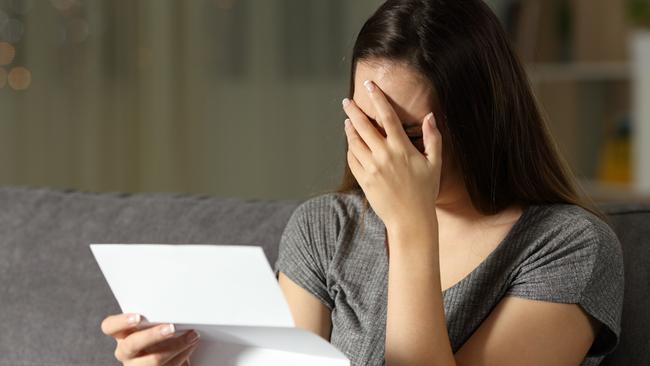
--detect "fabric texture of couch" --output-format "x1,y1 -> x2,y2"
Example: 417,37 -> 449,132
0,186 -> 647,365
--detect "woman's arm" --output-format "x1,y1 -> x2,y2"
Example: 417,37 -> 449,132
454,296 -> 600,365
278,272 -> 332,341
384,219 -> 455,366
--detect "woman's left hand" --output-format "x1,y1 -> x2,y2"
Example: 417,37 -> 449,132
342,80 -> 443,231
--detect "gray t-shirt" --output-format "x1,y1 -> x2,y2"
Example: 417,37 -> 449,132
273,191 -> 624,366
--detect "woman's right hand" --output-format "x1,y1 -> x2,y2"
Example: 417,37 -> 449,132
101,313 -> 200,366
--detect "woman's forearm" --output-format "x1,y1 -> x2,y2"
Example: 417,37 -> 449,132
384,217 -> 456,366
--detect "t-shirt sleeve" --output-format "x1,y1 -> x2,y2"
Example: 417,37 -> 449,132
504,214 -> 624,358
274,195 -> 337,310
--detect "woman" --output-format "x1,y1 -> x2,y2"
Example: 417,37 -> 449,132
100,0 -> 624,365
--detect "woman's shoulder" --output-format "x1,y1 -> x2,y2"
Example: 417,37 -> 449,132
288,190 -> 368,226
274,191 -> 370,310
278,191 -> 368,254
514,202 -> 624,293
523,202 -> 623,261
507,202 -> 624,358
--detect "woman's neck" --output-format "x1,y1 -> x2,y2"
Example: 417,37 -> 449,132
434,174 -> 520,237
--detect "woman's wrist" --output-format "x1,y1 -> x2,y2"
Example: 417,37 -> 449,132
385,215 -> 439,251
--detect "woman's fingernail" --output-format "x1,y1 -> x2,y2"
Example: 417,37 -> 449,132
186,330 -> 200,343
363,80 -> 375,93
160,323 -> 175,336
427,112 -> 436,128
127,314 -> 141,325
342,98 -> 350,107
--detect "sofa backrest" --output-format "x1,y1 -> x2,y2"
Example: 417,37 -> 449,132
0,187 -> 647,365
597,202 -> 650,365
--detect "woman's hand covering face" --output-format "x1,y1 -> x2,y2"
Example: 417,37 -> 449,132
342,75 -> 443,230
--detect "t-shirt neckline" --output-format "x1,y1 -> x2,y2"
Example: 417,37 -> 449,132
440,203 -> 536,294
376,203 -> 537,295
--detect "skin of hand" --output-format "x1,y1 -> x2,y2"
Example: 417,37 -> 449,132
342,77 -> 442,232
101,313 -> 200,366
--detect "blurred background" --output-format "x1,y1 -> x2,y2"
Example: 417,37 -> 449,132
0,0 -> 648,202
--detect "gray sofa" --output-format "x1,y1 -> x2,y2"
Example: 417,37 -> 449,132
0,186 -> 647,365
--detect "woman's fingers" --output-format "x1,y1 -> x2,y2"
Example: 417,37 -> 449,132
131,331 -> 200,366
342,98 -> 385,153
144,330 -> 200,355
101,313 -> 142,339
114,323 -> 177,361
362,80 -> 411,147
103,314 -> 201,365
344,118 -> 373,170
347,148 -> 365,185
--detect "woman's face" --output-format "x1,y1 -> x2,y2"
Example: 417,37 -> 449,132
352,59 -> 434,154
352,59 -> 454,186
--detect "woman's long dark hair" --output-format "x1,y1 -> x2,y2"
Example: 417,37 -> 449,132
328,0 -> 609,225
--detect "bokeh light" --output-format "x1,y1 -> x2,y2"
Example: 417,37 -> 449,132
0,67 -> 7,88
0,42 -> 16,65
8,66 -> 31,90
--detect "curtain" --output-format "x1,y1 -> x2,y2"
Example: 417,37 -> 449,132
0,0 -> 381,199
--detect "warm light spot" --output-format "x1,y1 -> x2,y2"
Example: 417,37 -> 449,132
0,67 -> 7,88
0,42 -> 15,65
8,66 -> 31,90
